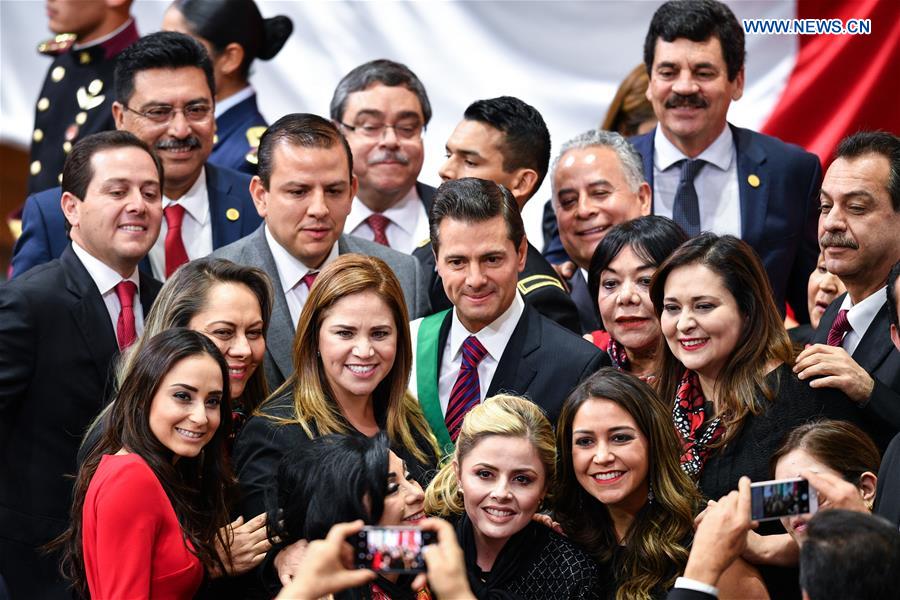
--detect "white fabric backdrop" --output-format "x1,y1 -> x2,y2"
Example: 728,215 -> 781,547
0,0 -> 796,241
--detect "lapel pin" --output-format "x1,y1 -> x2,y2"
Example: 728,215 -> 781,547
748,174 -> 760,188
226,208 -> 240,221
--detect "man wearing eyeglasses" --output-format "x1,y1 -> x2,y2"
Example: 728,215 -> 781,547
11,31 -> 261,281
330,59 -> 433,254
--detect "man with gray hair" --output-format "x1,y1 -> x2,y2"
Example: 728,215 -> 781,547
330,59 -> 434,253
552,129 -> 651,332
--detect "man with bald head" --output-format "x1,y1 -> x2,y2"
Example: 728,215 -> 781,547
552,130 -> 651,332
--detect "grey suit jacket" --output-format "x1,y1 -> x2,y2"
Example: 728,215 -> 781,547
213,225 -> 431,389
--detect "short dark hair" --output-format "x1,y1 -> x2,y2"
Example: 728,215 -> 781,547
173,0 -> 293,79
62,131 -> 164,234
799,510 -> 900,600
588,215 -> 688,319
429,177 -> 524,254
643,0 -> 745,81
330,59 -> 432,126
256,113 -> 353,189
270,432 -> 391,544
114,31 -> 216,104
463,96 -> 551,200
834,131 -> 900,212
887,260 -> 900,330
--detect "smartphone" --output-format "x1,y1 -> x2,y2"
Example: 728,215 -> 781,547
351,525 -> 437,573
750,477 -> 818,522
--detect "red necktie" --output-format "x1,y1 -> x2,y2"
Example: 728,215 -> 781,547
826,309 -> 852,347
366,214 -> 391,247
301,271 -> 318,291
164,204 -> 189,278
114,280 -> 138,350
445,336 -> 488,441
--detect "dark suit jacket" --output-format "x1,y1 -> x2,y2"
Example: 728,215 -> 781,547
568,270 -> 602,333
209,93 -> 267,174
811,293 -> 900,450
416,305 -> 606,425
214,226 -> 431,390
874,432 -> 900,527
414,241 -> 582,334
0,245 -> 160,597
10,163 -> 260,278
630,125 -> 820,322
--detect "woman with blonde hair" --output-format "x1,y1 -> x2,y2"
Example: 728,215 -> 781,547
425,394 -> 601,598
234,254 -> 439,579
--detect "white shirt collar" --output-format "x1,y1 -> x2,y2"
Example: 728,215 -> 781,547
654,123 -> 734,172
839,287 -> 887,337
71,241 -> 139,295
163,166 -> 208,224
264,225 -> 340,292
215,86 -> 255,118
73,17 -> 133,50
346,185 -> 422,236
448,292 -> 525,362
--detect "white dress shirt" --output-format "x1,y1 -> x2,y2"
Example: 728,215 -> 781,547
149,166 -> 213,281
652,125 -> 741,237
72,241 -> 145,335
837,287 -> 887,356
345,185 -> 429,254
265,225 -> 340,327
437,293 -> 525,414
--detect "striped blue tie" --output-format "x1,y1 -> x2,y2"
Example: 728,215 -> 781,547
445,336 -> 488,441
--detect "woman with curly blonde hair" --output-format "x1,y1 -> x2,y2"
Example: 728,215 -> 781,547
425,394 -> 601,598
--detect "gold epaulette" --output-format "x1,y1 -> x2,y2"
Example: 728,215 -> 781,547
518,274 -> 565,295
244,126 -> 266,165
416,237 -> 431,249
38,33 -> 77,56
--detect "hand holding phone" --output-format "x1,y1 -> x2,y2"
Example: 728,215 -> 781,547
750,477 -> 818,522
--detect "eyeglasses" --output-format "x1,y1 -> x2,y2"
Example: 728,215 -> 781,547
339,121 -> 423,140
122,103 -> 213,124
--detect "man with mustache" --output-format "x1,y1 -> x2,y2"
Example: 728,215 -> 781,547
630,0 -> 821,323
12,31 -> 261,281
795,131 -> 900,451
330,60 -> 434,254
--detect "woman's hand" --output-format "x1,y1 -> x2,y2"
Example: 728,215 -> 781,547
531,512 -> 565,535
274,538 -> 309,586
412,517 -> 476,600
802,469 -> 870,513
212,513 -> 272,577
274,520 -> 375,600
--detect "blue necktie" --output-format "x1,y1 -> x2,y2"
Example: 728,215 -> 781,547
672,158 -> 706,237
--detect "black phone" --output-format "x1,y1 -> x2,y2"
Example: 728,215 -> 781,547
351,526 -> 437,573
750,477 -> 818,522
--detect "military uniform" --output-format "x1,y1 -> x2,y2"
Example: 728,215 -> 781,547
210,89 -> 267,175
27,19 -> 139,194
413,239 -> 582,334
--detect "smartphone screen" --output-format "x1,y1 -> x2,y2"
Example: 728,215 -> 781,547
352,526 -> 437,573
750,477 -> 818,522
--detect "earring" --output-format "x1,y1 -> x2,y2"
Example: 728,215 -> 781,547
647,481 -> 655,504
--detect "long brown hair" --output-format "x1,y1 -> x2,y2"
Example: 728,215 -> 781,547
650,233 -> 794,446
267,254 -> 438,465
555,368 -> 698,600
53,329 -> 235,596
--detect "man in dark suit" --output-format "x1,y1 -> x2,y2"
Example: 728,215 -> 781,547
410,178 -> 604,452
0,131 -> 163,598
416,96 -> 580,333
330,59 -> 435,254
11,31 -> 260,281
632,0 -> 820,321
214,113 -> 430,390
874,260 -> 900,527
795,132 -> 900,451
552,130 -> 653,333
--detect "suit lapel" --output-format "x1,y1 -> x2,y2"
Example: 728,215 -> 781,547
206,164 -> 241,248
249,227 -> 295,381
61,247 -> 118,379
569,270 -> 600,332
732,125 -> 769,250
850,304 -> 894,371
487,307 -> 538,397
138,271 -> 162,315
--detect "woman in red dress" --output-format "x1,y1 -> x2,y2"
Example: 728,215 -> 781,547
54,329 -> 235,598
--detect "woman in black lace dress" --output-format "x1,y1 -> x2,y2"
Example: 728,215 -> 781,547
424,394 -> 602,599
